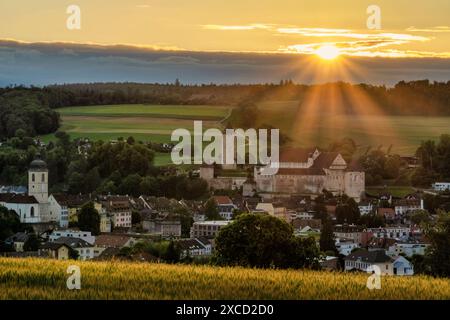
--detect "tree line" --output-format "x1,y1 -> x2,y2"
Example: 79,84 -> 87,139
2,79 -> 450,116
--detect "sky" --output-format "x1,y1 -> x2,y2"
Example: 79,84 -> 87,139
0,0 -> 449,85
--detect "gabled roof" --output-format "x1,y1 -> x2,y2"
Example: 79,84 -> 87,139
1,193 -> 39,204
40,242 -> 70,250
94,234 -> 131,248
345,249 -> 392,263
5,232 -> 29,243
213,195 -> 233,205
54,237 -> 93,248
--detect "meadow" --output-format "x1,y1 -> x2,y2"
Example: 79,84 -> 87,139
40,103 -> 450,167
41,104 -> 232,165
0,258 -> 449,300
255,100 -> 450,156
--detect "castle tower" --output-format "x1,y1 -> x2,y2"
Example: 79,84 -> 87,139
28,154 -> 48,204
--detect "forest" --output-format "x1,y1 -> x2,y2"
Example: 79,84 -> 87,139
1,79 -> 449,116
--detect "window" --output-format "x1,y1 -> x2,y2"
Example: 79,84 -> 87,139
41,173 -> 45,182
30,207 -> 35,217
32,173 -> 35,182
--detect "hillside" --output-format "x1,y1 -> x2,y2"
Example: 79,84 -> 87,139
0,258 -> 449,299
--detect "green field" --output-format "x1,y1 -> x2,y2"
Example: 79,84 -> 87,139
41,104 -> 232,165
41,103 -> 450,166
1,258 -> 449,299
255,100 -> 450,155
366,186 -> 417,198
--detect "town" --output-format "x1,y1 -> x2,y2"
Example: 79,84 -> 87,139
1,140 -> 448,277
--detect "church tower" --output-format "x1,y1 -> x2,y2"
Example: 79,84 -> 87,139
28,154 -> 48,204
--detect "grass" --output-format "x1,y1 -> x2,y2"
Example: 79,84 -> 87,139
255,100 -> 450,155
57,104 -> 230,120
366,186 -> 416,198
40,102 -> 450,165
41,104 -> 232,166
0,258 -> 449,300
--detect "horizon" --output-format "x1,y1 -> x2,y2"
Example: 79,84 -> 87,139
1,0 -> 449,86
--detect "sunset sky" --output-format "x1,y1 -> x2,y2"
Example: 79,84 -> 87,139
0,0 -> 449,85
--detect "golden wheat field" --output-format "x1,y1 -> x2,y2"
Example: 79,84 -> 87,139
0,258 -> 449,300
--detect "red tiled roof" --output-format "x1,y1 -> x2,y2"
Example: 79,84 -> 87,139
213,196 -> 233,205
1,194 -> 38,204
94,235 -> 131,248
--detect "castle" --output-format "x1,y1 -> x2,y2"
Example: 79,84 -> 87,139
200,147 -> 365,201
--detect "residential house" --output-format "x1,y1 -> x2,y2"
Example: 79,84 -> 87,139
335,239 -> 360,256
94,234 -> 134,249
39,242 -> 71,260
255,202 -> 290,223
394,199 -> 424,216
392,256 -> 414,276
49,229 -> 95,245
213,196 -> 237,220
5,232 -> 30,252
190,220 -> 231,238
369,226 -> 410,240
334,224 -> 373,246
377,207 -> 396,222
54,237 -> 95,260
358,200 -> 374,215
178,237 -> 212,258
432,182 -> 450,192
320,256 -> 340,271
48,194 -> 69,228
101,196 -> 132,228
387,242 -> 429,257
291,218 -> 322,231
344,249 -> 393,275
296,211 -> 315,220
143,219 -> 181,238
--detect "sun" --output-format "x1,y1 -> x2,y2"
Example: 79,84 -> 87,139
315,45 -> 340,60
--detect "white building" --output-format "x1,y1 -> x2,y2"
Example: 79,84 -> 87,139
358,201 -> 374,215
53,237 -> 94,261
296,211 -> 315,220
190,220 -> 231,238
213,196 -> 237,220
178,238 -> 212,258
344,249 -> 394,275
394,199 -> 424,216
432,182 -> 450,192
48,194 -> 69,228
335,239 -> 360,256
0,194 -> 40,223
369,227 -> 410,240
387,242 -> 429,257
392,256 -> 414,276
49,229 -> 95,245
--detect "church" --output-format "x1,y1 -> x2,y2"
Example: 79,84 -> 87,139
0,155 -> 52,224
254,147 -> 365,201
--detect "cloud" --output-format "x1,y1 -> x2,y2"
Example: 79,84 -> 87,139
406,26 -> 450,33
202,24 -> 272,31
0,39 -> 449,86
280,40 -> 450,58
201,24 -> 438,58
